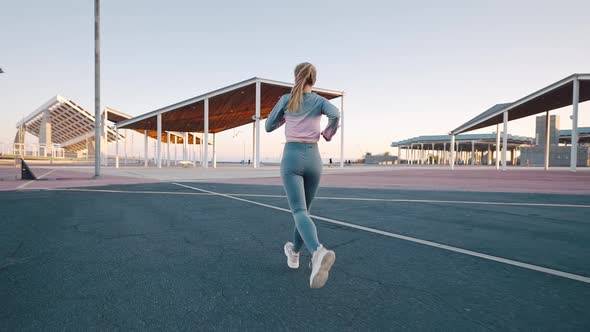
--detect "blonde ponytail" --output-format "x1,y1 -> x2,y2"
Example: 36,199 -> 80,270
287,62 -> 317,112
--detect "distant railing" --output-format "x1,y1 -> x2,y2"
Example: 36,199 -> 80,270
0,142 -> 65,159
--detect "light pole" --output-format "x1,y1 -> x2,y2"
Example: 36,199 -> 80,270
94,0 -> 101,177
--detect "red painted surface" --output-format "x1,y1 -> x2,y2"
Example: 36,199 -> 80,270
206,168 -> 590,195
1,165 -> 590,194
0,166 -> 158,191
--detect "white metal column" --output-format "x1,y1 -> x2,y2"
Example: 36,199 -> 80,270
254,80 -> 261,168
252,124 -> 255,167
432,146 -> 436,165
213,133 -> 217,168
450,135 -> 455,170
570,78 -> 579,172
115,127 -> 119,168
192,134 -> 197,166
544,111 -> 550,170
174,136 -> 178,165
420,143 -> 424,164
495,124 -> 501,170
471,141 -> 475,165
199,133 -> 203,166
157,113 -> 162,168
144,130 -> 148,167
340,94 -> 345,168
502,112 -> 508,171
124,129 -> 128,165
204,98 -> 209,168
166,132 -> 170,167
102,109 -> 108,166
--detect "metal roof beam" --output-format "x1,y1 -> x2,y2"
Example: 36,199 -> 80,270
451,74 -> 588,135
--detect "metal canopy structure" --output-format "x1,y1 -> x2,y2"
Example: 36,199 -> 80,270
105,107 -> 201,144
451,74 -> 590,134
104,107 -> 207,169
559,127 -> 590,144
391,133 -> 533,166
391,133 -> 533,148
116,77 -> 345,169
15,95 -> 119,155
449,73 -> 590,171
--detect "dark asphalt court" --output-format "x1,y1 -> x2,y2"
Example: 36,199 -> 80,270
1,182 -> 589,331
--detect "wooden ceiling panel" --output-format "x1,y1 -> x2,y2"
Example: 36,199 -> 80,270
120,79 -> 343,134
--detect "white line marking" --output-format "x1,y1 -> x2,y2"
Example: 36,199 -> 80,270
43,188 -> 590,209
45,188 -> 211,195
236,194 -> 590,209
173,182 -> 590,284
16,169 -> 57,189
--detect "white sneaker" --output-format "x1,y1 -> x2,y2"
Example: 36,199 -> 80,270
284,242 -> 300,269
310,245 -> 336,288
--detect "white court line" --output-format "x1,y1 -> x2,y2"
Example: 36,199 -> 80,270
46,188 -> 211,195
233,194 -> 590,209
173,182 -> 590,284
16,169 -> 57,189
43,188 -> 590,209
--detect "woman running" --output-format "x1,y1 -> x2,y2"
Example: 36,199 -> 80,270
265,62 -> 340,288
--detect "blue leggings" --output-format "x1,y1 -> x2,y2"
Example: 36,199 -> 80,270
281,142 -> 323,254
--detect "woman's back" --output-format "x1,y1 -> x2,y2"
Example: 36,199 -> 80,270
266,92 -> 339,142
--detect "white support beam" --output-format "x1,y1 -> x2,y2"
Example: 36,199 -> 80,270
450,135 -> 455,170
157,113 -> 162,168
471,141 -> 475,165
166,132 -> 170,167
544,111 -> 550,170
199,133 -> 203,166
254,80 -> 261,168
570,78 -> 579,172
174,135 -> 178,165
502,112 -> 508,171
192,133 -> 197,166
213,133 -> 217,168
144,130 -> 148,167
252,124 -> 255,167
183,132 -> 188,161
420,143 -> 424,164
340,95 -> 345,168
203,98 -> 209,168
102,108 -> 108,166
495,124 -> 501,170
124,129 -> 128,165
115,127 -> 119,168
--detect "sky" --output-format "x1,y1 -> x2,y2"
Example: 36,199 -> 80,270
1,0 -> 590,162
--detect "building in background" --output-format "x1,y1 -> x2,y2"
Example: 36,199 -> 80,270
520,115 -> 590,167
364,153 -> 398,165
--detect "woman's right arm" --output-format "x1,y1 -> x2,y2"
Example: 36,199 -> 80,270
320,98 -> 340,141
265,95 -> 287,132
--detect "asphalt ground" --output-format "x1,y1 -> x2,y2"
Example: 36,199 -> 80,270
1,182 -> 589,331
